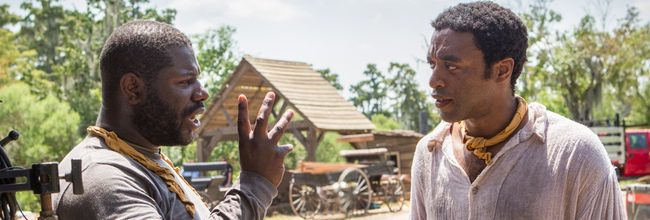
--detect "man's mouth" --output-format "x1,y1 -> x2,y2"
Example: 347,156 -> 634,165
186,107 -> 206,129
432,95 -> 453,108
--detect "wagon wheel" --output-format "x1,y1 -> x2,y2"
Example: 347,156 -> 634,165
289,178 -> 321,219
383,176 -> 405,212
337,168 -> 372,217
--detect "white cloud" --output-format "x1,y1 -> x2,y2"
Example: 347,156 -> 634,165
167,0 -> 307,22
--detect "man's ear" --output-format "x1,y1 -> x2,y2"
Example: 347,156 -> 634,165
120,73 -> 145,105
493,58 -> 514,83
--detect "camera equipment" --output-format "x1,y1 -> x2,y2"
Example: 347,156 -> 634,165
0,129 -> 83,220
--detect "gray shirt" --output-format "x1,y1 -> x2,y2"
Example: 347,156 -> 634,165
410,103 -> 626,220
55,136 -> 275,220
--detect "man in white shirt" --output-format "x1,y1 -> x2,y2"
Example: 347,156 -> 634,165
410,2 -> 625,219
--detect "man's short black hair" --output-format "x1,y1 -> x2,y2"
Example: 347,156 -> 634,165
99,20 -> 192,106
432,1 -> 528,93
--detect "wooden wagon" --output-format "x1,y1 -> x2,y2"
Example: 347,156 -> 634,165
288,148 -> 406,219
181,161 -> 233,208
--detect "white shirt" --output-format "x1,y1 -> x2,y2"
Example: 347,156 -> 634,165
410,103 -> 625,220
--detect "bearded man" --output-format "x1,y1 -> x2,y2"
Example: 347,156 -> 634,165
55,20 -> 293,220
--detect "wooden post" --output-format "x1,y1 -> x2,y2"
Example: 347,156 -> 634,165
306,127 -> 317,161
197,136 -> 218,162
196,137 -> 204,162
304,127 -> 325,161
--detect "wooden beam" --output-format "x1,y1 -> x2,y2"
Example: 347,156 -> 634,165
272,98 -> 288,118
196,137 -> 206,162
198,133 -> 223,162
250,81 -> 266,105
198,64 -> 248,136
316,130 -> 325,145
288,120 -> 311,130
290,128 -> 308,148
220,103 -> 234,126
336,133 -> 374,143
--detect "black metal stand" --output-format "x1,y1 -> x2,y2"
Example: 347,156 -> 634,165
0,130 -> 83,220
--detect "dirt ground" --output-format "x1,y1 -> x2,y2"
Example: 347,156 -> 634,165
266,201 -> 410,220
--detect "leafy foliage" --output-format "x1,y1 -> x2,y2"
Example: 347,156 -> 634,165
520,0 -> 650,125
349,64 -> 390,117
349,63 -> 436,132
0,83 -> 81,166
15,0 -> 177,134
371,114 -> 401,131
193,26 -> 240,103
316,68 -> 343,91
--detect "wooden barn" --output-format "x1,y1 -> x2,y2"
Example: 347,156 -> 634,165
195,55 -> 375,162
337,130 -> 423,177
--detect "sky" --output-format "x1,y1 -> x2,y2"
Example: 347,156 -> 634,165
3,0 -> 649,98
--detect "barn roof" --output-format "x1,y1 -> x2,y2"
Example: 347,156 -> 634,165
198,55 -> 375,139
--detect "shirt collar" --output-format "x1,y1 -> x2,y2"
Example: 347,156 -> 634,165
425,101 -> 549,152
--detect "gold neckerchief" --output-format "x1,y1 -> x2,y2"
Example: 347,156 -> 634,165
87,126 -> 203,217
460,97 -> 528,165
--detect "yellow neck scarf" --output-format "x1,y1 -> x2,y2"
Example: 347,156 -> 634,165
460,97 -> 528,166
87,126 -> 203,217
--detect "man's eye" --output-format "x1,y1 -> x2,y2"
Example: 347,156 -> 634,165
179,79 -> 194,86
446,63 -> 458,70
429,62 -> 436,69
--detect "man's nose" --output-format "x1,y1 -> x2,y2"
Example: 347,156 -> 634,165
193,84 -> 209,102
429,67 -> 445,89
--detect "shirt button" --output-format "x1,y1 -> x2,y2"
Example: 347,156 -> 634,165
472,187 -> 479,194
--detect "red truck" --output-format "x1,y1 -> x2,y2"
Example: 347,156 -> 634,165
591,127 -> 650,177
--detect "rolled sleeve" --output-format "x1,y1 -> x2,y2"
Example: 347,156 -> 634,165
209,171 -> 278,220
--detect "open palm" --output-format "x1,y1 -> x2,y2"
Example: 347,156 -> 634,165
237,92 -> 294,187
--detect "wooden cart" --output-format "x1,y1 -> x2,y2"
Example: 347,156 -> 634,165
288,148 -> 406,219
181,161 -> 233,209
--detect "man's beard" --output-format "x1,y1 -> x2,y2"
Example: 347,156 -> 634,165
132,88 -> 201,146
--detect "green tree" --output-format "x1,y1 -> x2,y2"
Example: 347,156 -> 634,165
520,0 -> 649,125
0,82 -> 82,212
349,64 -> 390,117
371,114 -> 401,131
519,0 -> 562,101
15,0 -> 177,134
386,62 -> 434,131
316,68 -> 343,91
0,82 -> 81,166
548,10 -> 647,124
0,31 -> 18,85
349,62 -> 436,132
602,8 -> 650,125
315,133 -> 354,163
0,5 -> 20,85
193,26 -> 240,103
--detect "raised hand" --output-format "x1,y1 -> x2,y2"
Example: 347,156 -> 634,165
237,92 -> 294,187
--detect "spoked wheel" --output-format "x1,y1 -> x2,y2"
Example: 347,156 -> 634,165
289,178 -> 321,219
383,176 -> 405,212
337,168 -> 371,217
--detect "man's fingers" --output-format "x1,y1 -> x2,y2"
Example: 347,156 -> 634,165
253,92 -> 276,136
269,110 -> 294,144
276,144 -> 293,158
237,94 -> 251,141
